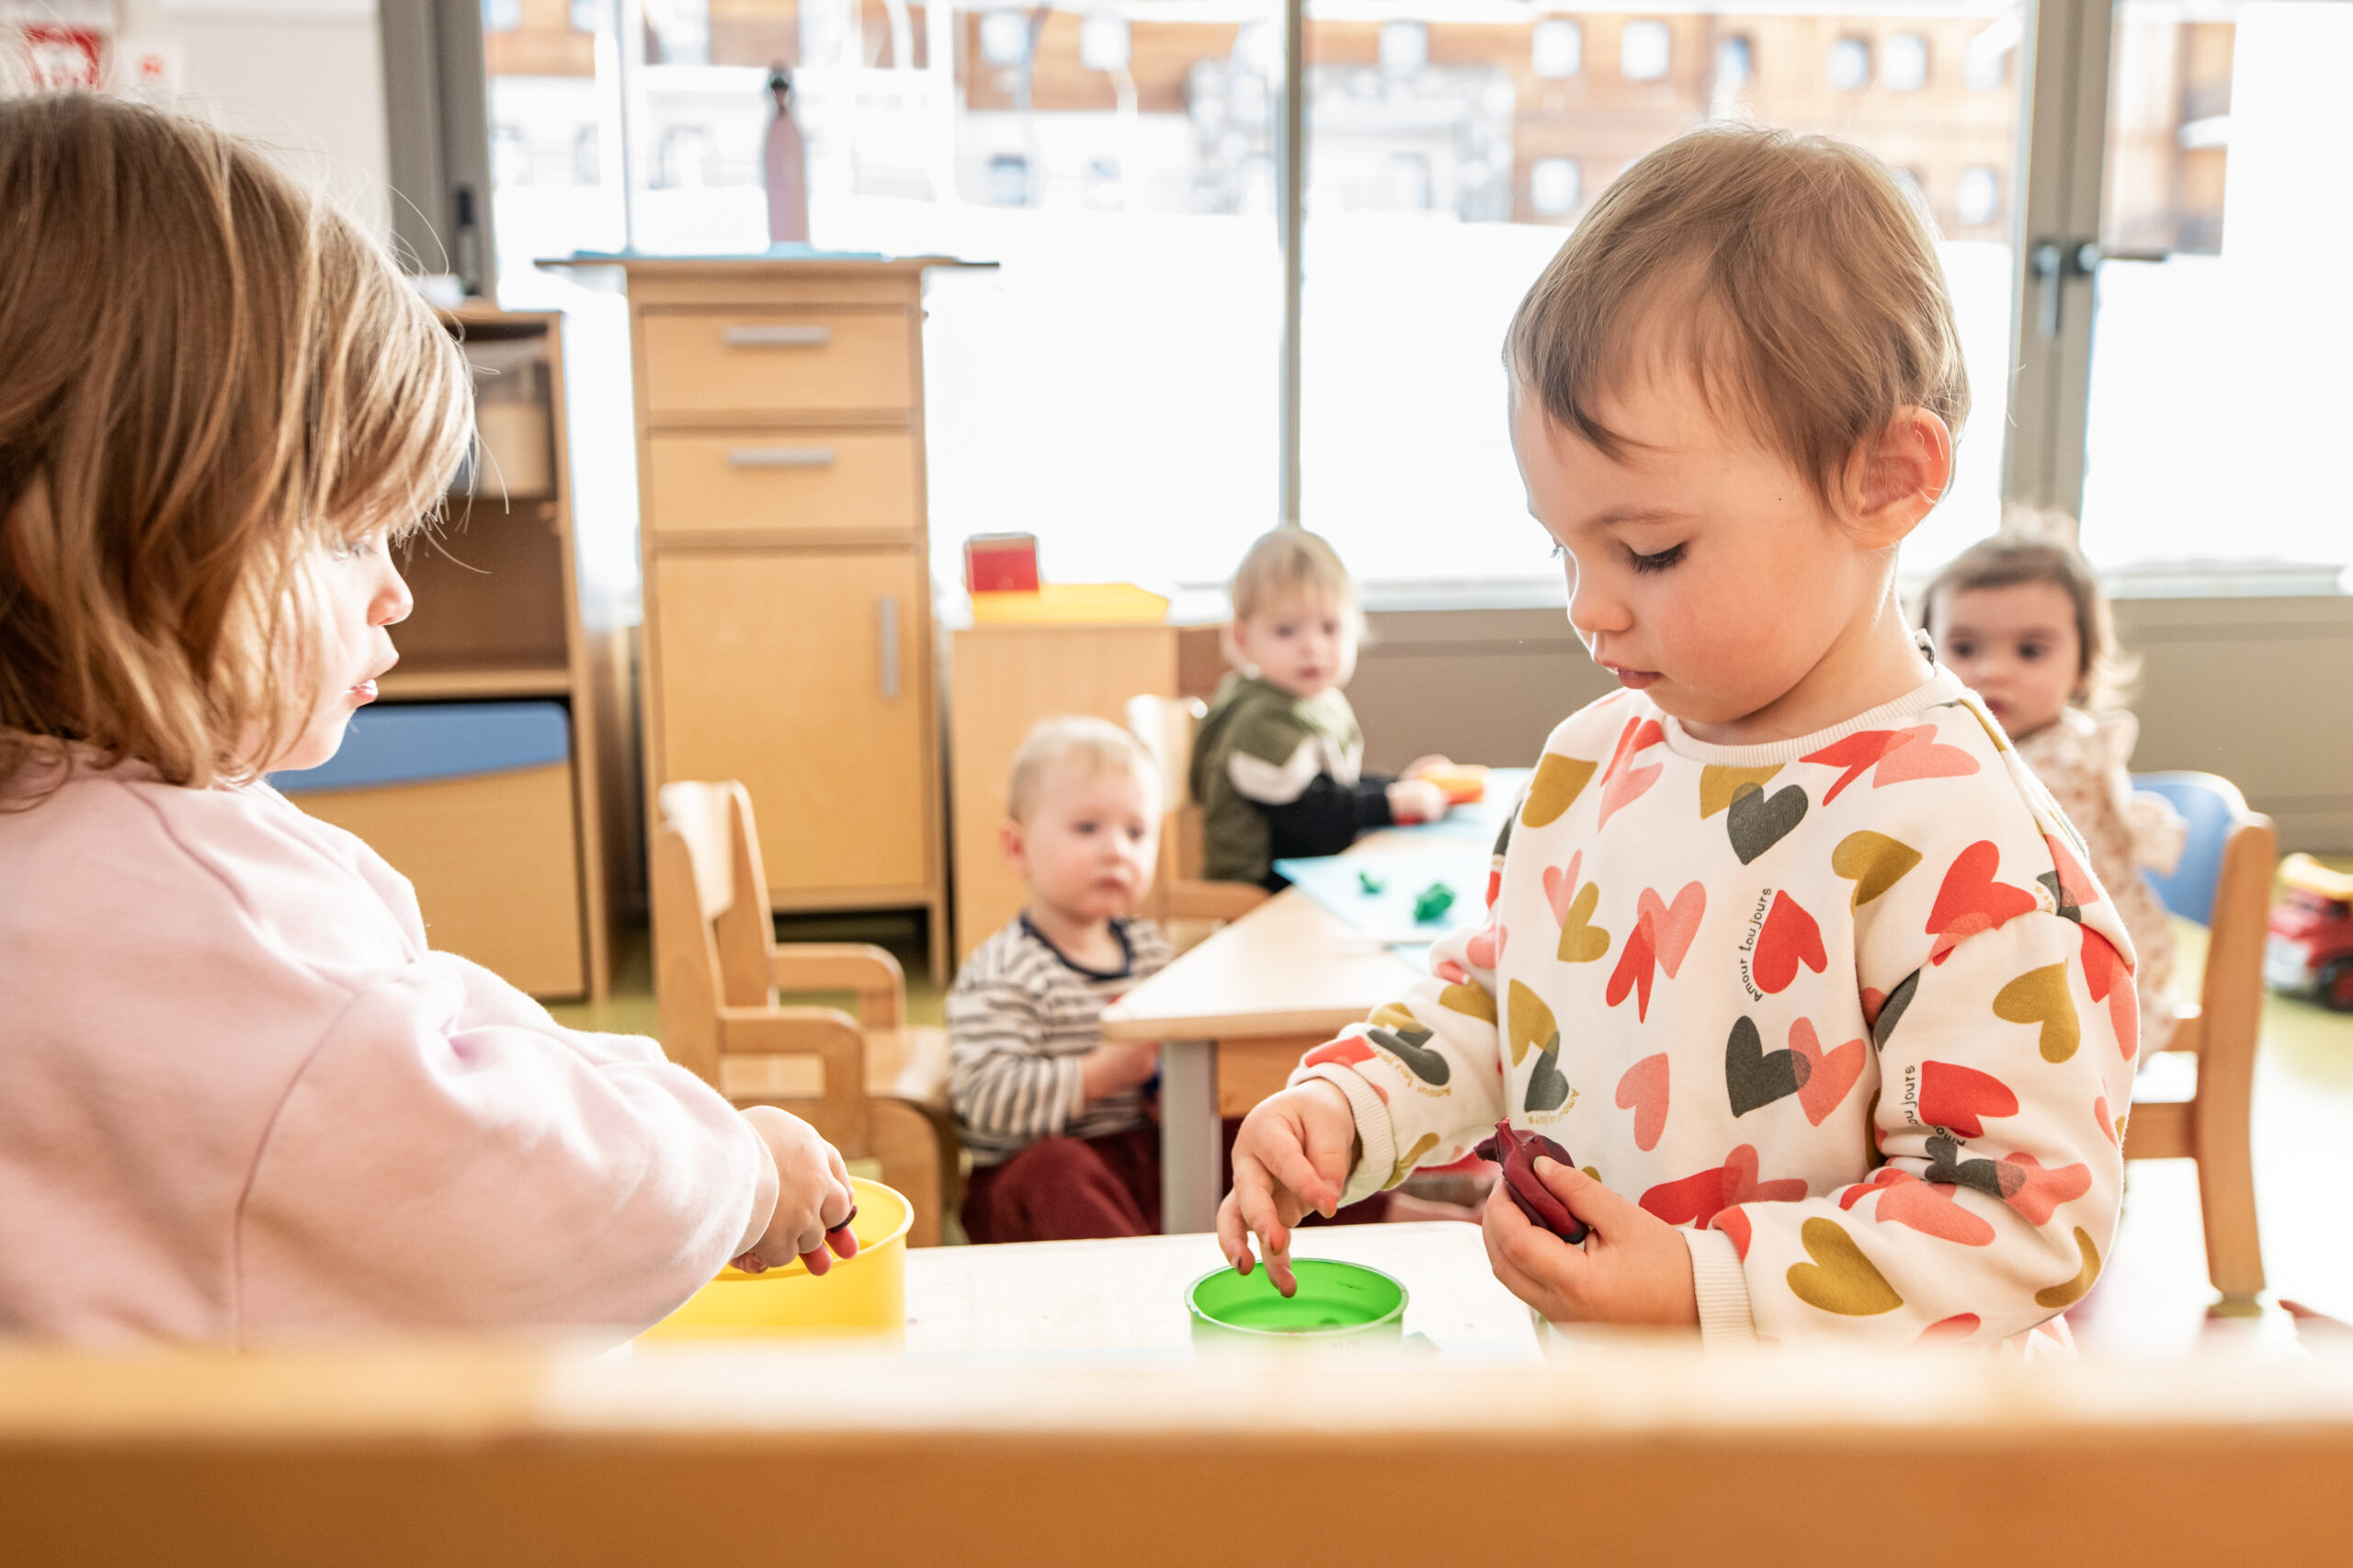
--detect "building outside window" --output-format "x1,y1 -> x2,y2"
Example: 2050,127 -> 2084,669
472,0 -> 2345,590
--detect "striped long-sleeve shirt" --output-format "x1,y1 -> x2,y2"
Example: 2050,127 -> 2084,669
947,915 -> 1174,1167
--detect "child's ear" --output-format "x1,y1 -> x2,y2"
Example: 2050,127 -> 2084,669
1844,407 -> 1953,549
998,817 -> 1029,878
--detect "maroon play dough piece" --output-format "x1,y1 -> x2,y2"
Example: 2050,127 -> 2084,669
1473,1119 -> 1590,1244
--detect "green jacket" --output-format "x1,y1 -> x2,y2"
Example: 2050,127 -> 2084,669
1191,675 -> 1395,889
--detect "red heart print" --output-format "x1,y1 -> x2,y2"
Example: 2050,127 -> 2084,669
1859,987 -> 1887,1030
1926,841 -> 2039,965
1639,1143 -> 1804,1227
1802,729 -> 1902,804
1302,1037 -> 1375,1070
2094,1093 -> 2117,1147
1870,724 -> 1980,788
1465,921 -> 1505,971
1636,881 -> 1706,977
1916,1061 -> 2019,1138
1604,920 -> 1660,1019
1540,852 -> 1584,924
1597,717 -> 1665,828
1710,1206 -> 1752,1261
1867,1170 -> 1995,1245
2080,925 -> 2139,1059
1615,1052 -> 1670,1151
2044,832 -> 2099,912
1789,1017 -> 1865,1126
1999,1153 -> 2093,1225
1917,1313 -> 1981,1343
1435,958 -> 1468,984
1751,891 -> 1826,994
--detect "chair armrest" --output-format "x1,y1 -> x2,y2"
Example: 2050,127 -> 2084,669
719,1006 -> 869,1146
1165,880 -> 1268,923
770,943 -> 905,1028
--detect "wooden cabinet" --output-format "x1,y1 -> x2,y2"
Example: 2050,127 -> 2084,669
600,256 -> 972,983
948,623 -> 1183,962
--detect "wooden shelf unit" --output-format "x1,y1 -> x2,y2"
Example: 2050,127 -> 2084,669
298,305 -> 627,1002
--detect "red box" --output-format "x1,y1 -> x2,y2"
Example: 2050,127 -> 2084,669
964,533 -> 1040,594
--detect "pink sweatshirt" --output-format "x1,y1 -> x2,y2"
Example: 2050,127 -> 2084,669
0,757 -> 771,1345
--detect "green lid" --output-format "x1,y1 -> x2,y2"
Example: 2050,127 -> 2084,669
1187,1259 -> 1408,1338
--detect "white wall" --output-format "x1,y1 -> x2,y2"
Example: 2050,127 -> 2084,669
112,0 -> 392,238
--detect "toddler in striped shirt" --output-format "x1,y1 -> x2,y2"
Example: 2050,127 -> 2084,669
949,718 -> 1177,1242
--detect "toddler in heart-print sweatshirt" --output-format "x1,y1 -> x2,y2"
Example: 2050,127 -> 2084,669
1290,671 -> 2138,1349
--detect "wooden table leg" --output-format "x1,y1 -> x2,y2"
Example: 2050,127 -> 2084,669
1160,1039 -> 1222,1234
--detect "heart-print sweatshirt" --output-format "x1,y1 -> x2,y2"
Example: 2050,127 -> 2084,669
1291,670 -> 2139,1349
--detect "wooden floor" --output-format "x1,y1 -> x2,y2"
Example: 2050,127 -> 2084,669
551,913 -> 2353,1350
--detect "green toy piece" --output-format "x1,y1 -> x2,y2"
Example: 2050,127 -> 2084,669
1412,881 -> 1456,923
1358,869 -> 1388,896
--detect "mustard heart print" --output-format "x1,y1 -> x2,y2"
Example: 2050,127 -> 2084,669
1994,963 -> 2080,1062
1786,1217 -> 1904,1316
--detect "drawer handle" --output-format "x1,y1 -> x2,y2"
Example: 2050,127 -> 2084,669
722,324 -> 833,347
878,595 -> 901,700
726,446 -> 836,469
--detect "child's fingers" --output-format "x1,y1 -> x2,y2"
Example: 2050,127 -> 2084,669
1266,1138 -> 1338,1219
798,1247 -> 832,1276
1216,1192 -> 1256,1273
1529,1155 -> 1634,1235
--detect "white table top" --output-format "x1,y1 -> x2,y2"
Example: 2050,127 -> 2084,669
903,1222 -> 1539,1361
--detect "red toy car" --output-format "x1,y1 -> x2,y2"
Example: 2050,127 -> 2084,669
2268,854 -> 2353,1012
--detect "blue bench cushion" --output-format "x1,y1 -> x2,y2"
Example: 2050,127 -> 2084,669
272,701 -> 571,795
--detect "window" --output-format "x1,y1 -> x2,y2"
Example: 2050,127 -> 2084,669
1828,36 -> 1871,91
1531,19 -> 1582,80
1715,36 -> 1754,90
2079,0 -> 2349,574
1965,17 -> 2016,91
1077,16 -> 1129,74
1529,157 -> 1580,218
481,0 -> 520,34
1293,0 -> 2026,581
1620,20 -> 1672,83
979,11 -> 1031,68
1379,21 -> 1429,75
1955,165 -> 2002,227
1883,33 -> 1929,92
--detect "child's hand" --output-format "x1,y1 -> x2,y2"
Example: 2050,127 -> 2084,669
1216,1080 -> 1357,1296
1402,755 -> 1454,779
733,1106 -> 858,1276
1387,778 -> 1449,824
1482,1154 -> 1699,1328
1079,1039 -> 1160,1103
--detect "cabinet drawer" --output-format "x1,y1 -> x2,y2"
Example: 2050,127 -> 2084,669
642,311 -> 914,417
646,432 -> 917,540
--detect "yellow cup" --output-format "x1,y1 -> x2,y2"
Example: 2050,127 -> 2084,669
642,1176 -> 912,1340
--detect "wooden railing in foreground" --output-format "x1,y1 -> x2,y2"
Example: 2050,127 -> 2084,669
4,1342 -> 2350,1565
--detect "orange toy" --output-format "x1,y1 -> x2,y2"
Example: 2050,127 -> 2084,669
1423,766 -> 1489,806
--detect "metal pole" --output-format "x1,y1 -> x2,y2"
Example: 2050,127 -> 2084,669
1277,0 -> 1304,528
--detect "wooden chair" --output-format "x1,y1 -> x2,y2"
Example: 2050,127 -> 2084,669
1126,693 -> 1267,948
652,780 -> 958,1246
2122,771 -> 2277,1305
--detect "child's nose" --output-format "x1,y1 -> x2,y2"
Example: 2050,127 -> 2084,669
375,565 -> 415,628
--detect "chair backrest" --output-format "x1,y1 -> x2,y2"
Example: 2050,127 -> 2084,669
652,780 -> 780,1083
1127,693 -> 1208,888
2131,771 -> 2250,926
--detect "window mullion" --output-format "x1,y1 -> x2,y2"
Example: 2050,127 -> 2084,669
1278,0 -> 1306,529
2003,0 -> 2116,524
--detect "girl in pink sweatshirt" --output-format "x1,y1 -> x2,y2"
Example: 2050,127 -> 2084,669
0,95 -> 854,1344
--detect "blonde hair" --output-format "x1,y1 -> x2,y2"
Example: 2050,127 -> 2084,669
1916,511 -> 2136,711
1506,125 -> 1969,510
0,95 -> 472,801
1006,716 -> 1157,823
1228,528 -> 1364,635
